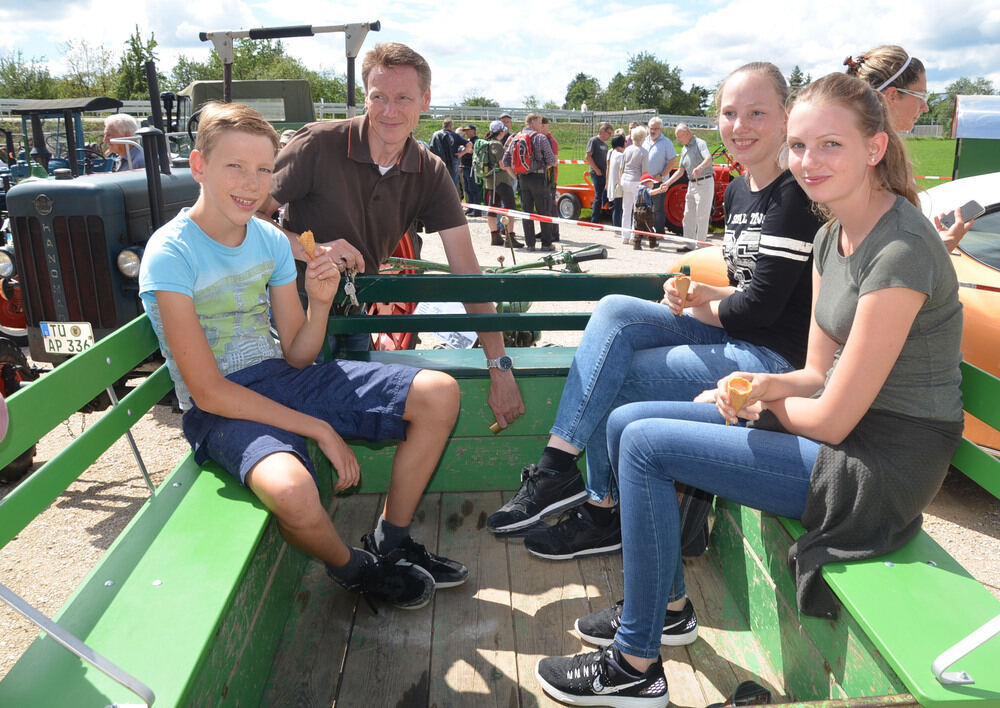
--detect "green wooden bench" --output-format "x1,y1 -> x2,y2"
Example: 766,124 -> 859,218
1,270 -> 997,706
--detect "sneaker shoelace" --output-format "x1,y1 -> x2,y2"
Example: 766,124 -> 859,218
355,548 -> 414,615
506,464 -> 544,508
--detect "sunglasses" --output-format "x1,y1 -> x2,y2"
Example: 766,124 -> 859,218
896,87 -> 930,103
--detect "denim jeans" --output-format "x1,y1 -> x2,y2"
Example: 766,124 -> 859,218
607,401 -> 819,659
549,295 -> 794,504
611,196 -> 623,227
591,171 -> 607,221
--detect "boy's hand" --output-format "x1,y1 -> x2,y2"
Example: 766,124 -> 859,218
304,245 -> 341,306
318,427 -> 361,491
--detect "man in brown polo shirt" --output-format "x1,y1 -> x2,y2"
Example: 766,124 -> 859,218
257,42 -> 524,429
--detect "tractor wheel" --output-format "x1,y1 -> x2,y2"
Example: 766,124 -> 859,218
0,337 -> 36,484
368,232 -> 419,351
557,193 -> 581,221
663,183 -> 687,235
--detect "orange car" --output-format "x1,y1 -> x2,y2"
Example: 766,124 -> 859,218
675,171 -> 1000,449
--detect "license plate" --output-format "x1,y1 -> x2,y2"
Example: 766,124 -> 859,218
40,321 -> 95,355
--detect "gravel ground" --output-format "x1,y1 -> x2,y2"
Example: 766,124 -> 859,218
1,214 -> 998,681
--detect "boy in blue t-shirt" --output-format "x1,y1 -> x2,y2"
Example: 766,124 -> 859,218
139,102 -> 467,610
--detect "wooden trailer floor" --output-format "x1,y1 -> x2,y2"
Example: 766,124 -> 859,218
262,491 -> 787,707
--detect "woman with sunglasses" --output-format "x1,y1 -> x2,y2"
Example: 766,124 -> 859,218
845,45 -> 974,250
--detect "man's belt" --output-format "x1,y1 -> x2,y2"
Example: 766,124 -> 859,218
691,174 -> 713,182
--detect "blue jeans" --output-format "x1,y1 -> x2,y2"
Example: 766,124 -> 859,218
591,171 -> 607,221
607,401 -> 819,659
549,295 -> 794,503
462,167 -> 481,204
611,196 -> 623,227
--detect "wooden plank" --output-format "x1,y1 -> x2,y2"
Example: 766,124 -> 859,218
429,492 -> 521,707
335,494 -> 438,707
503,528 -> 592,707
261,494 -> 382,707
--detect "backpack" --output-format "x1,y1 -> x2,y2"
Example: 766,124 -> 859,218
472,138 -> 494,179
509,131 -> 535,174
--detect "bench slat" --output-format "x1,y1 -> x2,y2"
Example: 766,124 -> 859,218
0,315 -> 161,469
0,365 -> 172,549
960,361 -> 1000,432
348,272 -> 669,303
345,346 -> 578,378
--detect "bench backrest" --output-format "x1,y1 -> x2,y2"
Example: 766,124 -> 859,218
954,361 -> 1000,499
0,315 -> 170,550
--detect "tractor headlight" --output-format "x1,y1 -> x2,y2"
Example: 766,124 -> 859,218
0,246 -> 15,279
117,247 -> 143,279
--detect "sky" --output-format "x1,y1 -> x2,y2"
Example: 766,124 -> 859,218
3,0 -> 1000,108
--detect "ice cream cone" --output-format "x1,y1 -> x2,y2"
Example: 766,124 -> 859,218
298,230 -> 316,259
674,274 -> 690,307
726,377 -> 753,425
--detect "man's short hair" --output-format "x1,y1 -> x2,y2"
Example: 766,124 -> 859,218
648,116 -> 663,130
194,102 -> 279,158
525,112 -> 541,125
675,122 -> 689,133
540,116 -> 550,125
104,113 -> 139,136
442,118 -> 453,130
362,42 -> 432,94
599,122 -> 613,132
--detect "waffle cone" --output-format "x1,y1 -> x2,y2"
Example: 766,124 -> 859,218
674,274 -> 690,306
298,230 -> 316,259
727,377 -> 753,412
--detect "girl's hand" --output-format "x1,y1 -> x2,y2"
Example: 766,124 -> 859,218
934,208 -> 974,252
713,372 -> 769,424
317,426 -> 360,491
662,278 -> 707,315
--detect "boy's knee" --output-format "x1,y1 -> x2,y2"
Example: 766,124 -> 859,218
248,455 -> 321,519
409,370 -> 460,421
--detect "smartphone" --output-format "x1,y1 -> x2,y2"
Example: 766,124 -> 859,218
939,199 -> 985,228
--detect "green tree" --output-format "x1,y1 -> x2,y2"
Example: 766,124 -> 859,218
306,70 -> 362,104
542,100 -> 560,110
0,51 -> 57,99
598,53 -> 703,115
928,76 -> 996,133
461,94 -> 500,107
523,94 -> 539,110
169,54 -> 216,91
788,65 -> 811,96
60,39 -> 117,97
115,26 -> 160,100
564,73 -> 602,110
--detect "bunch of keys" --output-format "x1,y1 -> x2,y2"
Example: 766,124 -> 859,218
343,268 -> 359,307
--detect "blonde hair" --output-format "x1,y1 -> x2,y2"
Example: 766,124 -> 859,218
362,43 -> 432,94
715,61 -> 789,114
194,102 -> 279,157
844,45 -> 925,93
630,125 -> 648,145
793,73 -> 917,213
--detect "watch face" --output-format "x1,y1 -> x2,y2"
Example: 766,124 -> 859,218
490,355 -> 513,371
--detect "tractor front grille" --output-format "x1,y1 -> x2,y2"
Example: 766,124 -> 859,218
14,214 -> 119,329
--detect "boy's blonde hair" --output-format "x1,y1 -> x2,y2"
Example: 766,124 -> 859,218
194,102 -> 280,158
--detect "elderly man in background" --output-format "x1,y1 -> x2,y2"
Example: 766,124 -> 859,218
651,123 -> 714,248
103,113 -> 145,171
643,116 -> 678,234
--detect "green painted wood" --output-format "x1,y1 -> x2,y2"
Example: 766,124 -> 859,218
960,361 -> 1000,431
710,501 -> 907,701
0,314 -> 161,469
0,456 -> 274,707
346,272 -> 670,303
778,515 -> 1000,708
950,438 -> 1000,499
0,364 -> 173,550
346,345 -> 578,377
328,311 -> 597,334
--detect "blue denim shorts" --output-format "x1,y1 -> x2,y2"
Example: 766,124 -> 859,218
181,358 -> 419,485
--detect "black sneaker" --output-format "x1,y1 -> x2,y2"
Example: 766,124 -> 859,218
487,463 -> 587,533
575,598 -> 698,647
535,645 -> 669,708
326,547 -> 434,611
523,503 -> 622,560
363,532 -> 469,589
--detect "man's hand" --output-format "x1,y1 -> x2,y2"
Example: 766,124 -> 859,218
319,238 -> 366,273
487,369 -> 525,429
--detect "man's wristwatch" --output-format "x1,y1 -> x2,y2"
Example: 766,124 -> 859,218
486,355 -> 514,372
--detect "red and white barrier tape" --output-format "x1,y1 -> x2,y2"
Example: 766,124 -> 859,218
958,281 -> 1000,294
462,202 -> 713,248
914,175 -> 952,181
557,159 -> 589,165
